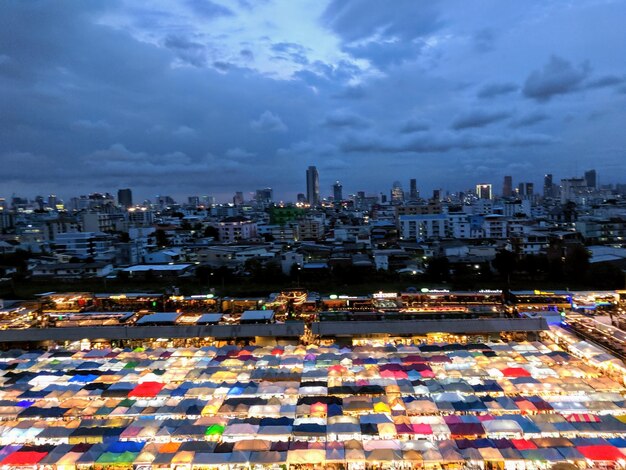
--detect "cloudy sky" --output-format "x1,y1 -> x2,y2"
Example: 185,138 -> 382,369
2,0 -> 626,202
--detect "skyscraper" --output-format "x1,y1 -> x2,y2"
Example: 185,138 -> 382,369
475,184 -> 492,200
502,176 -> 513,197
585,169 -> 597,189
333,181 -> 343,202
409,178 -> 419,200
306,166 -> 320,205
117,188 -> 133,208
390,181 -> 404,202
543,174 -> 553,198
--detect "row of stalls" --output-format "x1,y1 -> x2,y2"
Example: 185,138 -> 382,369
1,340 -> 626,468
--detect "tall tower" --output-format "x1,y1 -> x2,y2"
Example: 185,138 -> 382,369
584,169 -> 597,189
306,166 -> 320,205
117,188 -> 133,208
475,184 -> 492,200
333,181 -> 343,202
409,179 -> 419,200
391,181 -> 404,203
543,174 -> 553,198
502,176 -> 512,197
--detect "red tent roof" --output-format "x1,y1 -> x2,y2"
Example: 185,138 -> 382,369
129,381 -> 164,398
566,413 -> 601,423
511,439 -> 537,450
501,367 -> 531,377
578,445 -> 625,461
1,451 -> 48,465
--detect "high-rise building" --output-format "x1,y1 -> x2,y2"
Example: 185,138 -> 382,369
502,176 -> 513,197
255,188 -> 273,205
409,179 -> 419,200
585,169 -> 597,189
188,196 -> 200,206
543,174 -> 553,198
47,194 -> 58,209
117,189 -> 133,208
297,193 -> 307,204
560,178 -> 586,203
233,191 -> 244,206
306,166 -> 319,205
391,181 -> 404,203
475,184 -> 492,200
525,183 -> 534,198
333,181 -> 343,202
432,189 -> 441,202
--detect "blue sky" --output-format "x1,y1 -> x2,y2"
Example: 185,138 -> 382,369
1,0 -> 625,202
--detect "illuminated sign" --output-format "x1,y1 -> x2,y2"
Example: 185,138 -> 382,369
479,289 -> 502,294
373,292 -> 398,299
420,289 -> 450,293
329,295 -> 338,300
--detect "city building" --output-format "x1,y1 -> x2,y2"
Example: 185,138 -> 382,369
117,188 -> 133,208
306,165 -> 319,205
390,181 -> 404,203
585,169 -> 597,189
409,178 -> 419,200
332,181 -> 343,202
502,176 -> 513,197
475,184 -> 493,200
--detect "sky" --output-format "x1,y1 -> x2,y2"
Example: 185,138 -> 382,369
2,0 -> 626,203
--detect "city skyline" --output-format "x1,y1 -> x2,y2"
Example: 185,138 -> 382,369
2,1 -> 626,200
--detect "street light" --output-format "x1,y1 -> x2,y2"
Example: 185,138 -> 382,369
297,265 -> 302,288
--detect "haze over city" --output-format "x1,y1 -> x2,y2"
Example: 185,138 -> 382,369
2,0 -> 626,201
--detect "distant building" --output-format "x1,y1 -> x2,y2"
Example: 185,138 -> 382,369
187,196 -> 200,206
118,188 -> 133,208
409,178 -> 419,200
255,188 -> 273,205
233,191 -> 244,206
333,181 -> 343,202
560,177 -> 586,203
585,169 -> 597,189
543,174 -> 554,198
306,166 -> 320,205
216,216 -> 257,242
475,184 -> 492,200
390,181 -> 404,203
502,176 -> 513,197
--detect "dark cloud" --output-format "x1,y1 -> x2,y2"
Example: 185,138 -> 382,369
163,34 -> 207,67
451,110 -> 510,130
477,82 -> 518,99
585,75 -> 625,89
473,29 -> 496,53
270,42 -> 309,65
332,86 -> 366,100
523,55 -> 590,101
250,111 -> 288,133
321,0 -> 441,42
322,110 -> 371,129
239,48 -> 254,61
186,0 -> 233,18
400,118 -> 430,133
340,130 -> 554,154
509,112 -> 549,128
321,0 -> 441,68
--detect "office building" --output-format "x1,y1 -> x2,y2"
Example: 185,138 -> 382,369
543,174 -> 553,198
409,178 -> 419,200
585,169 -> 597,189
332,181 -> 343,202
117,189 -> 133,208
255,188 -> 273,205
502,176 -> 513,197
306,166 -> 319,205
475,184 -> 492,200
390,181 -> 404,203
233,192 -> 244,206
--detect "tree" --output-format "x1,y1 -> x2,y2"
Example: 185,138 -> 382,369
492,250 -> 517,281
563,245 -> 590,284
155,230 -> 169,248
203,226 -> 219,240
425,257 -> 450,282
